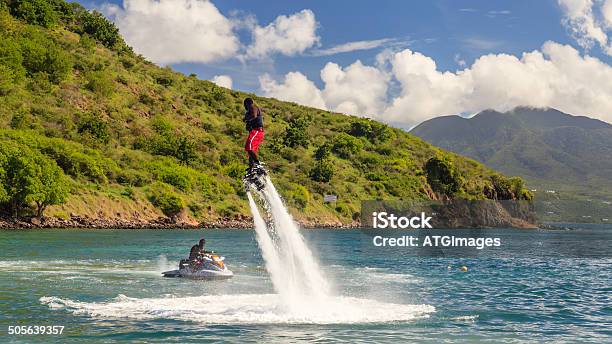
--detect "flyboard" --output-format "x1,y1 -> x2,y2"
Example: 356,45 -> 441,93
243,163 -> 268,192
243,163 -> 276,233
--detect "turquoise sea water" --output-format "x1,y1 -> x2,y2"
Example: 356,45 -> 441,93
0,227 -> 611,343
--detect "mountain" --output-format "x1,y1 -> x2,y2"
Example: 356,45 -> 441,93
0,1 -> 531,227
411,107 -> 612,199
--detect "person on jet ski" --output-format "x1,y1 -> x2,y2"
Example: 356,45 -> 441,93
243,98 -> 264,171
189,244 -> 200,261
198,238 -> 213,255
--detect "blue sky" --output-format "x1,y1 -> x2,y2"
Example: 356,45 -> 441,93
77,0 -> 612,126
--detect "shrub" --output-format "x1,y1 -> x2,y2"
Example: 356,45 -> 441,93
224,120 -> 243,139
289,184 -> 310,209
0,64 -> 15,94
85,71 -> 114,96
424,157 -> 463,197
331,133 -> 363,159
348,120 -> 393,143
29,137 -> 117,183
283,117 -> 309,148
116,168 -> 150,187
154,70 -> 174,86
10,112 -> 27,129
78,33 -> 96,51
222,162 -> 246,181
174,137 -> 197,165
365,172 -> 386,181
9,0 -> 58,27
79,10 -> 122,49
0,37 -> 26,81
148,182 -> 184,217
147,161 -> 193,191
20,34 -> 72,83
138,131 -> 198,166
310,158 -> 334,182
77,114 -> 110,143
314,143 -> 331,161
490,175 -> 533,200
335,203 -> 352,217
210,85 -> 227,102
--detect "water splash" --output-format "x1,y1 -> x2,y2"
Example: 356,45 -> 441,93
248,177 -> 330,312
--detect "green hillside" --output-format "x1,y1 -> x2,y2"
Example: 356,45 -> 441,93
411,107 -> 612,201
0,1 -> 531,226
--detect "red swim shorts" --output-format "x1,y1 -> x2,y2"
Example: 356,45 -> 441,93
245,129 -> 265,152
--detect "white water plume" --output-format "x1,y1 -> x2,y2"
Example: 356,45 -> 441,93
247,177 -> 330,312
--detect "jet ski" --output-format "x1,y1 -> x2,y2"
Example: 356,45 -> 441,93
162,254 -> 233,279
243,163 -> 267,191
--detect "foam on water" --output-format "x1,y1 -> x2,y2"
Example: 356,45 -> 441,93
39,294 -> 434,324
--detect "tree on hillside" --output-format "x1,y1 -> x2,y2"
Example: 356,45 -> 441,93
31,158 -> 68,218
283,117 -> 310,148
309,144 -> 334,183
310,159 -> 334,183
20,31 -> 72,83
349,120 -> 393,143
424,157 -> 463,197
77,114 -> 110,144
331,133 -> 363,159
175,137 -> 197,165
79,10 -> 122,49
8,0 -> 58,28
0,143 -> 68,218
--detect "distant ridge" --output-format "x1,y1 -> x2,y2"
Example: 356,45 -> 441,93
411,107 -> 612,198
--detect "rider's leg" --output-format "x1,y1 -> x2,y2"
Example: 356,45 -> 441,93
248,151 -> 257,168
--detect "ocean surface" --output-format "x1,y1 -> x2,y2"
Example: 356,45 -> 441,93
0,227 -> 611,343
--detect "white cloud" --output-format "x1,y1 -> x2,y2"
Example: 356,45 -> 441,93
311,38 -> 396,56
258,61 -> 389,116
104,1 -> 321,64
105,0 -> 239,65
259,72 -> 326,109
319,61 -> 390,116
558,0 -> 612,55
604,0 -> 612,26
259,42 -> 612,126
246,9 -> 319,59
211,75 -> 233,89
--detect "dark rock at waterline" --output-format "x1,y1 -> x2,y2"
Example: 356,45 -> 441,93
0,215 -> 360,230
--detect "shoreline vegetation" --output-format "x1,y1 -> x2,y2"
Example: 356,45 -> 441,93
0,1 -> 534,229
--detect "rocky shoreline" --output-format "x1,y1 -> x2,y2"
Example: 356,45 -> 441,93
0,214 -> 360,230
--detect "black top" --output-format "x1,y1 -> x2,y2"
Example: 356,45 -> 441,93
244,107 -> 263,131
189,245 -> 199,260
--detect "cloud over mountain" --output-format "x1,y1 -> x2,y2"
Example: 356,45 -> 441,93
260,42 -> 612,126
